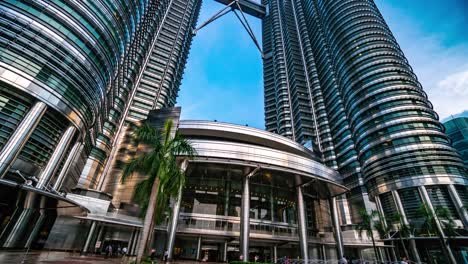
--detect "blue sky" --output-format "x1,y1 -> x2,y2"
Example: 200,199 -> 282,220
176,0 -> 468,128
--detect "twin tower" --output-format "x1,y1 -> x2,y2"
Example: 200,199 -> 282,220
0,0 -> 466,263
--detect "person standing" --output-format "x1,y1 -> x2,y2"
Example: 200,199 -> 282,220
339,255 -> 348,264
400,257 -> 409,264
150,249 -> 157,264
105,244 -> 112,259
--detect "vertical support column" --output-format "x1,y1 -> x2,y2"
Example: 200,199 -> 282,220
224,173 -> 231,216
223,240 -> 228,262
270,187 -> 275,222
127,228 -> 136,255
25,197 -> 47,248
53,142 -> 82,190
273,245 -> 277,263
447,184 -> 468,227
329,197 -> 344,259
37,126 -> 76,189
321,244 -> 327,261
295,175 -> 309,262
0,101 -> 47,178
375,195 -> 397,262
240,170 -> 251,261
82,221 -> 97,255
1,193 -> 39,247
131,229 -> 141,255
196,236 -> 202,260
392,190 -> 421,263
419,186 -> 457,264
93,224 -> 104,253
167,159 -> 189,260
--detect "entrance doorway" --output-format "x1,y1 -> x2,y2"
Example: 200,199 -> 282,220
201,244 -> 219,262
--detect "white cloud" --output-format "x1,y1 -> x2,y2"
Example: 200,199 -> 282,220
437,69 -> 468,96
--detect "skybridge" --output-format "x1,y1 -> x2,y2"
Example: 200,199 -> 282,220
194,0 -> 266,56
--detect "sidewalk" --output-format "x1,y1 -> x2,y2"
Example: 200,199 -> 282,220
0,251 -> 128,263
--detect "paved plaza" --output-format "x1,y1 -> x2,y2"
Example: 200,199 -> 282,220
0,251 -> 134,264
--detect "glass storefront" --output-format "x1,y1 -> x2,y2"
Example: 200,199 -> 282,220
179,164 -> 304,238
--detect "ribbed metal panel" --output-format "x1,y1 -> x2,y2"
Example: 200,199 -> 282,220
379,191 -> 397,224
0,86 -> 32,151
398,188 -> 422,221
19,110 -> 68,167
426,185 -> 458,219
262,1 -> 468,223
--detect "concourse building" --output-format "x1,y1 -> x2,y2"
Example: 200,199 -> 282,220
46,109 -> 384,262
0,0 -> 467,263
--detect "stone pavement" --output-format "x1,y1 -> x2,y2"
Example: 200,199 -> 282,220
0,251 -> 132,264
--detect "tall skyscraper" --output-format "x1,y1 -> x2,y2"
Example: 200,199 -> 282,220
444,116 -> 468,166
262,0 -> 467,261
0,0 -> 467,262
0,0 -> 200,249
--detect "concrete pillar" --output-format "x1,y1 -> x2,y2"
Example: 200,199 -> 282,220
166,159 -> 189,260
321,244 -> 327,261
273,245 -> 277,263
82,221 -> 97,254
0,101 -> 47,178
24,196 -> 47,248
296,175 -> 308,262
131,229 -> 141,255
447,184 -> 468,227
127,228 -> 135,255
224,173 -> 231,217
419,186 -> 457,264
0,192 -> 43,248
53,142 -> 82,190
375,195 -> 398,262
94,224 -> 104,253
392,190 -> 421,263
240,171 -> 251,261
37,126 -> 76,189
196,236 -> 202,260
223,241 -> 228,262
329,197 -> 344,259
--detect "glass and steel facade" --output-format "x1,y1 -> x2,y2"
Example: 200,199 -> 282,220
262,0 -> 468,262
1,0 -> 467,262
444,117 -> 468,166
0,0 -> 200,250
63,115 -> 356,262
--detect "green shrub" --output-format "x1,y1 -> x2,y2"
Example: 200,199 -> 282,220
230,262 -> 274,264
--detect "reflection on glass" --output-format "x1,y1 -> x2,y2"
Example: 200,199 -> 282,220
178,164 -> 326,237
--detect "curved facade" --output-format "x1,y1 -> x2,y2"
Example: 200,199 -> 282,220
1,0 -> 467,263
0,0 -> 150,188
444,117 -> 468,166
0,0 -> 201,251
171,120 -> 347,261
67,116 -> 384,262
0,0 -> 144,131
262,0 -> 468,262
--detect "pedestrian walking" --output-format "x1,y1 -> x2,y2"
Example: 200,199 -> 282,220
105,244 -> 112,259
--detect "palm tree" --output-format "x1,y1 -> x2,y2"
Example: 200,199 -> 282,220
374,212 -> 399,261
392,213 -> 411,260
434,206 -> 457,238
416,203 -> 457,264
122,120 -> 196,264
356,209 -> 382,262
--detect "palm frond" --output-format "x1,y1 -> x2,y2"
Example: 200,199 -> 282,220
133,123 -> 162,145
162,120 -> 174,148
435,206 -> 457,238
170,132 -> 197,157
